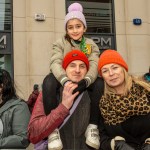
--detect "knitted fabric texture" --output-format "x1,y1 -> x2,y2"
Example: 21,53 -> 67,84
98,49 -> 128,76
100,81 -> 150,125
62,50 -> 89,70
64,3 -> 87,29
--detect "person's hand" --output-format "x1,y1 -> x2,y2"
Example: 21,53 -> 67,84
62,81 -> 79,109
111,136 -> 135,150
72,79 -> 87,94
115,140 -> 135,150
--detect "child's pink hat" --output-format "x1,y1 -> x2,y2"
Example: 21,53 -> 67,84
64,3 -> 87,29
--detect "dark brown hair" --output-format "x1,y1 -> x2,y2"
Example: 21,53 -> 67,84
0,69 -> 17,106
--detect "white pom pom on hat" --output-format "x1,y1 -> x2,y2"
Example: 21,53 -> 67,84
68,2 -> 83,12
64,2 -> 87,29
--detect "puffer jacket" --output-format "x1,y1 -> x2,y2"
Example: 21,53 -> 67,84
0,98 -> 30,149
50,36 -> 100,86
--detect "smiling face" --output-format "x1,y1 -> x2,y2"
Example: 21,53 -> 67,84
101,63 -> 125,93
66,60 -> 87,83
66,18 -> 86,41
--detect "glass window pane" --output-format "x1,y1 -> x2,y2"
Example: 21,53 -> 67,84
0,54 -> 12,76
66,0 -> 113,34
67,0 -> 116,50
0,0 -> 11,31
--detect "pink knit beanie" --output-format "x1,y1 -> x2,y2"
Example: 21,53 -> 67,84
64,3 -> 87,29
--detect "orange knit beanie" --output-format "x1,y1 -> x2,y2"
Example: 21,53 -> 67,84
98,49 -> 128,75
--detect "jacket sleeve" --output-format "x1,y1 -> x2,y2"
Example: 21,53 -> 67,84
28,92 -> 69,144
0,102 -> 30,148
27,93 -> 34,106
50,38 -> 69,85
99,113 -> 112,150
85,39 -> 100,86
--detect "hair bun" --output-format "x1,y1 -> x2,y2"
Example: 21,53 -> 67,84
68,3 -> 83,13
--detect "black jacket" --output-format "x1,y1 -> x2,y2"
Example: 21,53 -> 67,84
99,113 -> 150,150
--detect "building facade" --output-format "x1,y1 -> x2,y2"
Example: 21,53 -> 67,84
0,0 -> 150,100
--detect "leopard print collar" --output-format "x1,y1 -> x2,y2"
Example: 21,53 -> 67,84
100,81 -> 150,125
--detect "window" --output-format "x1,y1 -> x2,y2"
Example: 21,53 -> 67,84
0,0 -> 11,31
0,0 -> 12,75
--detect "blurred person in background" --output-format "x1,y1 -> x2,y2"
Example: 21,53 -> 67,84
27,84 -> 40,113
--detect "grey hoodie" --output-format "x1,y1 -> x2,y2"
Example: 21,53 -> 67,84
0,98 -> 30,149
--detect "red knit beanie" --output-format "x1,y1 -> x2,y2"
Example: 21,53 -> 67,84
62,50 -> 89,70
98,49 -> 128,75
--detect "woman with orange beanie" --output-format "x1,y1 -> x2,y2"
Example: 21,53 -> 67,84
98,49 -> 150,150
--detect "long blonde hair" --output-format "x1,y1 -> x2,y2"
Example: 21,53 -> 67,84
104,68 -> 150,96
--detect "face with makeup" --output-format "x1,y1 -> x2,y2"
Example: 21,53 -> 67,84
101,63 -> 125,93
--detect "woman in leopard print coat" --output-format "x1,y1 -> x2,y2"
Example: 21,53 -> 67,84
98,50 -> 150,150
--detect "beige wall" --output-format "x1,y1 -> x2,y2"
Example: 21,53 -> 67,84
115,0 -> 150,75
13,0 -> 65,100
13,0 -> 150,100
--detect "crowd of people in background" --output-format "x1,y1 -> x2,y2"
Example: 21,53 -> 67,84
0,2 -> 150,150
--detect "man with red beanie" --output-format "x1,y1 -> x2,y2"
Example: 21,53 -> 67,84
28,50 -> 103,150
41,2 -> 103,149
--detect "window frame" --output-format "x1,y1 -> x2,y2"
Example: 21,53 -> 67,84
0,0 -> 13,77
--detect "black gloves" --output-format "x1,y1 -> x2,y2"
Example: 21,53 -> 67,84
142,138 -> 150,150
115,140 -> 135,150
72,79 -> 87,94
142,144 -> 150,150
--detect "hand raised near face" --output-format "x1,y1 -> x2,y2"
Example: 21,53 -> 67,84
62,81 -> 79,110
